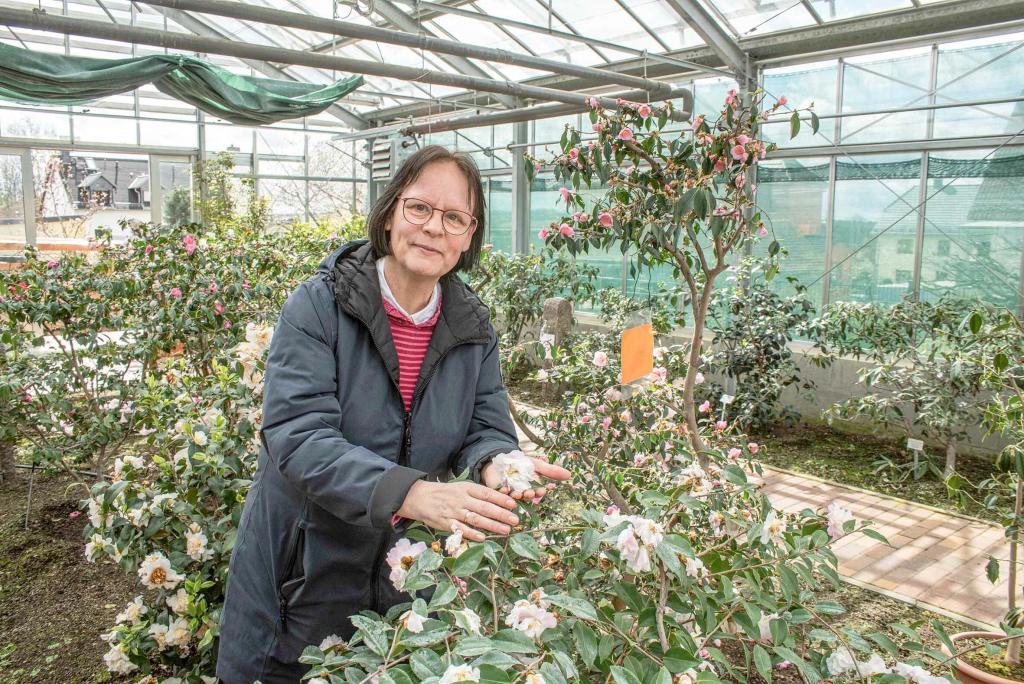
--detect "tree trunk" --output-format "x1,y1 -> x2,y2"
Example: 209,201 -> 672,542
1008,479 -> 1022,665
944,439 -> 957,479
0,439 -> 17,483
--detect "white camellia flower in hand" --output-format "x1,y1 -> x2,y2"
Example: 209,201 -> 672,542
137,552 -> 184,590
826,502 -> 854,539
439,663 -> 481,683
385,538 -> 427,590
492,451 -> 537,492
401,610 -> 427,633
505,599 -> 558,639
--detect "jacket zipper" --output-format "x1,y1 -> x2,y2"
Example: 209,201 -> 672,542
371,410 -> 411,613
277,520 -> 305,633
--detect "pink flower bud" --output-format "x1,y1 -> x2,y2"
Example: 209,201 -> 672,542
538,228 -> 550,240
170,287 -> 182,298
748,442 -> 760,454
715,420 -> 728,431
559,187 -> 572,205
778,95 -> 788,106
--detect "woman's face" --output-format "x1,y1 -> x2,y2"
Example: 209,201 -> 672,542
386,160 -> 477,285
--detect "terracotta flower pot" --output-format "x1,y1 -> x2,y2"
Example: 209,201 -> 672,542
941,631 -> 1024,684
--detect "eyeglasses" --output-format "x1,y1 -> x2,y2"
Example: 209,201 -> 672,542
399,197 -> 477,236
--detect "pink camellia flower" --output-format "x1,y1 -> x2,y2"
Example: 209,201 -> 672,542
589,96 -> 600,109
592,351 -> 609,367
758,226 -> 769,237
183,234 -> 196,256
638,103 -> 652,118
534,161 -> 542,172
615,97 -> 624,106
728,447 -> 742,460
714,158 -> 728,173
715,419 -> 728,431
538,228 -> 550,240
46,260 -> 59,268
592,123 -> 603,134
559,187 -> 572,205
223,320 -> 232,329
242,280 -> 251,290
692,115 -> 704,130
559,223 -> 575,238
731,144 -> 747,161
601,416 -> 612,430
596,212 -> 613,229
748,441 -> 760,454
209,283 -> 218,293
22,392 -> 31,403
735,174 -> 747,189
698,400 -> 711,414
144,245 -> 153,256
737,134 -> 751,145
778,95 -> 788,106
651,367 -> 667,383
170,287 -> 182,299
617,128 -> 634,142
214,300 -> 225,314
568,148 -> 579,160
580,415 -> 592,424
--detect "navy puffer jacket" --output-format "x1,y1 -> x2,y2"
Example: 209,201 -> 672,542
216,240 -> 518,684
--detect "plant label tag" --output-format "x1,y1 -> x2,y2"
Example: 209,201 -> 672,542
721,394 -> 735,405
620,322 -> 654,385
906,438 -> 924,452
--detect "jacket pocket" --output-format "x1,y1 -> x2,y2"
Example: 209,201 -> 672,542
277,519 -> 307,634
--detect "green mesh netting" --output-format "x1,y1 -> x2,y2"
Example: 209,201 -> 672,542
0,43 -> 363,126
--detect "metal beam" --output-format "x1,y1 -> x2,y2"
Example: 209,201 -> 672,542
661,0 -> 747,74
0,7 -> 671,112
367,0 -> 518,109
142,5 -> 371,129
136,0 -> 677,98
387,0 -> 731,77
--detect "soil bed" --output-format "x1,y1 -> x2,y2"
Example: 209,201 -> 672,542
960,637 -> 1024,682
0,469 -> 135,684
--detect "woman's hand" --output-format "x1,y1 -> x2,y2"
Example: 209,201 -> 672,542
397,480 -> 520,542
482,455 -> 572,502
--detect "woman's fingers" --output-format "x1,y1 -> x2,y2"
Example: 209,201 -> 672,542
532,458 -> 572,481
468,483 -> 517,510
452,519 -> 487,543
467,498 -> 519,529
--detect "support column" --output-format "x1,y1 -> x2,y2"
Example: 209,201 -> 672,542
510,121 -> 530,255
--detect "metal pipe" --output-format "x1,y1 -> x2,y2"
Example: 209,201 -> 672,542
398,87 -> 694,137
139,0 -> 677,97
384,0 -> 733,78
0,7 -> 667,112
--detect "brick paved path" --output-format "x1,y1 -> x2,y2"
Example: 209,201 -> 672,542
511,415 -> 1006,628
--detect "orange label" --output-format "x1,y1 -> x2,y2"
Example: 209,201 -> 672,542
620,322 -> 654,385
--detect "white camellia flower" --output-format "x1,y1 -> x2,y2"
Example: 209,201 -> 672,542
149,622 -> 169,650
402,610 -> 426,634
88,498 -> 110,529
138,552 -> 184,590
894,662 -> 949,684
102,643 -> 137,674
166,588 -> 190,615
685,556 -> 707,579
491,451 -> 537,492
308,679 -> 330,684
85,533 -> 107,561
439,664 -> 481,683
116,596 -> 148,625
126,507 -> 147,528
592,350 -> 610,367
826,502 -> 854,539
445,525 -> 467,558
631,517 -> 664,548
524,673 -> 545,684
385,538 -> 427,590
164,617 -> 191,648
674,669 -> 699,684
319,634 -> 346,651
760,510 -> 784,546
826,648 -> 857,676
504,599 -> 558,639
185,527 -> 212,561
855,654 -> 889,677
708,511 -> 725,537
758,612 -> 778,642
191,430 -> 208,447
616,527 -> 652,573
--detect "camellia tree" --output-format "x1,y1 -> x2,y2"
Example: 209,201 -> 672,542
295,94 -> 957,684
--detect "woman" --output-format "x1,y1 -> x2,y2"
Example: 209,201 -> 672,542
216,145 -> 570,684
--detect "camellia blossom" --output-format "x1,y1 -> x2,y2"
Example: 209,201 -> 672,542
651,366 -> 667,383
592,123 -> 603,133
598,211 -> 614,228
492,451 -> 537,492
445,524 -> 467,558
439,664 -> 481,683
538,228 -> 550,240
401,610 -> 426,633
558,186 -> 572,205
183,234 -> 197,256
138,552 -> 184,590
103,643 -> 137,674
694,371 -> 705,385
758,612 -> 779,642
827,648 -> 857,676
617,128 -> 634,141
778,95 -> 788,106
715,419 -> 728,431
698,400 -> 711,414
505,599 -> 558,638
638,103 -> 652,118
319,634 -> 346,651
731,144 -> 747,161
826,502 -> 854,540
686,556 -> 707,579
170,287 -> 182,299
165,617 -> 191,648
185,527 -> 212,561
588,96 -> 600,109
760,510 -> 785,546
748,441 -> 760,454
214,300 -> 225,314
727,447 -> 742,460
524,673 -> 545,684
167,588 -> 190,615
456,608 -> 482,635
559,223 -> 575,237
192,430 -> 208,447
758,225 -> 769,237
593,351 -> 610,367
116,596 -> 148,625
691,115 -> 704,130
385,538 -> 427,590
616,527 -> 651,572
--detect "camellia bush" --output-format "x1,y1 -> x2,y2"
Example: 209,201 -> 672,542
294,94 -> 958,684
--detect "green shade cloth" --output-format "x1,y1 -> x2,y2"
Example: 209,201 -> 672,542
0,43 -> 363,126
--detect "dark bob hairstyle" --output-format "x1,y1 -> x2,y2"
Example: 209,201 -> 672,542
367,144 -> 486,274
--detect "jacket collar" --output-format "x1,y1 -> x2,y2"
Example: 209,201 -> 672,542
329,240 -> 491,403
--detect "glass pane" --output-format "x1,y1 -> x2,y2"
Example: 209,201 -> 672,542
205,124 -> 255,154
692,77 -> 739,120
762,60 -> 838,147
140,120 -> 197,148
260,178 -> 306,226
810,0 -> 912,21
486,177 -> 513,254
841,48 -> 931,144
0,154 -> 26,252
754,157 -> 831,309
159,160 -> 192,228
934,34 -> 1024,139
308,180 -> 358,226
829,153 -> 922,305
532,115 -> 579,159
73,114 -> 139,145
0,106 -> 70,141
712,0 -> 815,36
920,149 -> 1024,312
